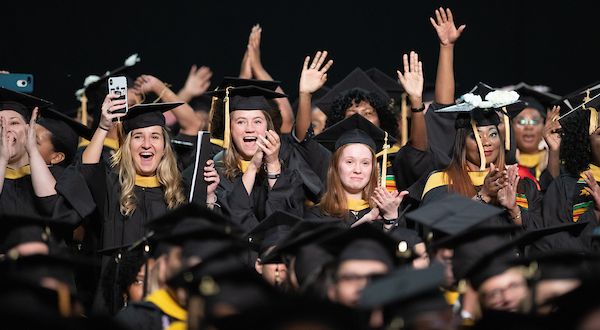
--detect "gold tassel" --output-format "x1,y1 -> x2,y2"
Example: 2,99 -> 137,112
400,93 -> 408,147
380,131 -> 389,187
222,87 -> 233,150
56,282 -> 72,317
471,120 -> 486,171
502,107 -> 510,151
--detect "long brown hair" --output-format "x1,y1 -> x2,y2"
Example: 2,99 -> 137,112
320,144 -> 378,218
223,110 -> 275,181
111,127 -> 186,216
445,126 -> 505,197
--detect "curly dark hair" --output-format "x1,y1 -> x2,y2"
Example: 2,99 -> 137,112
560,109 -> 591,176
326,88 -> 397,136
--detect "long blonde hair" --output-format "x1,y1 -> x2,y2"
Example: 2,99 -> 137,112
320,144 -> 378,218
223,110 -> 275,181
111,127 -> 186,216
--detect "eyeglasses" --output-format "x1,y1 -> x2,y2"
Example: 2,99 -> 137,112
481,280 -> 526,304
515,118 -> 542,127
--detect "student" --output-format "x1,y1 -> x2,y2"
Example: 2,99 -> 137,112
80,94 -> 219,248
207,83 -> 305,231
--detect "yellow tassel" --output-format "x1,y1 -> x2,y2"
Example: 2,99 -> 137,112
471,120 -> 486,171
400,93 -> 408,147
584,89 -> 598,135
380,131 -> 389,187
222,87 -> 233,150
502,108 -> 510,151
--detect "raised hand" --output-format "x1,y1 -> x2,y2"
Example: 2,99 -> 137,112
583,171 -> 600,218
204,159 -> 220,203
497,165 -> 519,210
397,51 -> 424,106
371,187 -> 408,219
25,107 -> 39,154
247,24 -> 264,74
256,130 -> 281,168
134,74 -> 166,95
180,65 -> 212,100
299,51 -> 334,94
543,106 -> 562,151
430,7 -> 466,46
480,163 -> 507,202
99,92 -> 127,130
0,117 -> 11,164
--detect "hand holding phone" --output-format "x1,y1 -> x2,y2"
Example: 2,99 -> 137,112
108,76 -> 128,114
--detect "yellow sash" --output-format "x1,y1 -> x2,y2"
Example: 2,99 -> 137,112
210,138 -> 224,147
135,175 -> 160,188
422,170 -> 490,198
239,160 -> 250,174
375,144 -> 401,158
145,289 -> 187,322
519,151 -> 544,179
4,165 -> 31,179
467,170 -> 488,187
581,164 -> 600,182
348,198 -> 370,212
78,137 -> 120,151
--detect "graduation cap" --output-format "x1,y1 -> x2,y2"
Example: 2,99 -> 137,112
510,250 -> 600,281
75,54 -> 141,127
0,214 -> 76,254
406,194 -> 505,244
435,82 -> 526,170
358,263 -> 448,326
557,81 -> 600,135
511,82 -> 561,112
461,222 -> 589,289
318,223 -> 406,268
245,211 -> 302,258
37,107 -> 94,165
315,67 -> 390,116
215,76 -> 281,91
121,102 -> 183,134
204,82 -> 287,149
0,87 -> 53,121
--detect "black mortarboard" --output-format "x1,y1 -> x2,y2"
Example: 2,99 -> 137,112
204,85 -> 287,112
37,107 -> 94,165
406,194 -> 504,241
245,211 -> 302,256
314,113 -> 397,152
461,222 -> 589,289
318,223 -> 403,268
215,77 -> 280,92
510,82 -> 561,116
358,263 -> 448,323
0,87 -> 53,121
510,250 -> 600,281
557,81 -> 600,135
0,215 -> 75,254
121,102 -> 183,134
315,67 -> 390,115
365,67 -> 404,101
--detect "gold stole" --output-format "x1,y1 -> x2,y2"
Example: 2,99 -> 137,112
239,160 -> 250,174
347,198 -> 370,212
145,289 -> 187,322
135,175 -> 160,188
5,165 -> 31,179
78,137 -> 120,151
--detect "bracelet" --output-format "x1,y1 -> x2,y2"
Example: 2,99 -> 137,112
382,217 -> 397,226
474,191 -> 487,203
98,125 -> 110,131
411,104 -> 426,113
266,172 -> 281,179
512,209 -> 522,222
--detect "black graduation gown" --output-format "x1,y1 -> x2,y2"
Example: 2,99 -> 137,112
115,289 -> 185,330
303,205 -> 407,230
0,169 -> 57,217
420,170 -> 543,229
215,151 -> 305,232
534,173 -> 599,252
79,163 -> 168,248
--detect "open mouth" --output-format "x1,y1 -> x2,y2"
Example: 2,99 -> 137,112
243,136 -> 257,143
522,134 -> 536,143
139,152 -> 154,160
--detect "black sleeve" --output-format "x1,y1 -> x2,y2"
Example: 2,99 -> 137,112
78,163 -> 108,220
217,174 -> 260,232
518,178 -> 543,231
53,165 -> 97,220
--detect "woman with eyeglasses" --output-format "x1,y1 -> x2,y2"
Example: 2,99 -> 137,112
510,98 -> 561,192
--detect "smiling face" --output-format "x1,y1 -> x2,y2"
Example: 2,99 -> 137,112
230,110 -> 268,160
129,125 -> 165,176
513,108 -> 544,154
337,143 -> 374,196
465,125 -> 501,168
0,109 -> 28,165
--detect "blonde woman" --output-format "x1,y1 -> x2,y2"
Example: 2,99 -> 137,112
81,93 -> 219,248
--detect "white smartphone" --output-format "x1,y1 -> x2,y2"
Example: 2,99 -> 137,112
107,76 -> 128,114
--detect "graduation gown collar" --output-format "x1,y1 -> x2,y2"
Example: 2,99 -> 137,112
581,164 -> 600,182
135,175 -> 161,188
348,198 -> 370,212
5,165 -> 31,179
78,137 -> 120,151
145,288 -> 187,321
238,160 -> 250,174
518,151 -> 544,168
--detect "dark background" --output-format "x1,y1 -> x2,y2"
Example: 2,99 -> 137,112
3,1 -> 599,112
